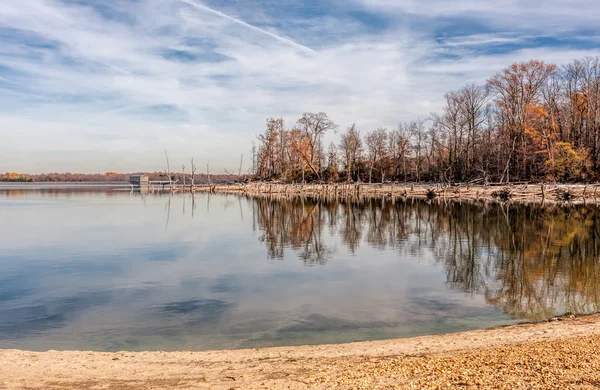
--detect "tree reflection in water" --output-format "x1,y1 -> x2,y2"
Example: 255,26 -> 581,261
251,195 -> 600,321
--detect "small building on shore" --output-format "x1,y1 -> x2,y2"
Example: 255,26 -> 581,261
129,174 -> 149,189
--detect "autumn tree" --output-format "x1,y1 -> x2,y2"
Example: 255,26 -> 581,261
487,60 -> 557,182
545,142 -> 589,181
296,112 -> 338,179
1,172 -> 32,182
253,56 -> 600,184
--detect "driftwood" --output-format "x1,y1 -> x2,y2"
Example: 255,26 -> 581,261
191,182 -> 600,205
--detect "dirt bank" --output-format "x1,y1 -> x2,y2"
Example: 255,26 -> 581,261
1,314 -> 599,389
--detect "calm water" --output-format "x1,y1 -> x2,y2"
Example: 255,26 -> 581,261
1,187 -> 599,351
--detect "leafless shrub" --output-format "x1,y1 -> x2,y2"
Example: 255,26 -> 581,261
491,188 -> 513,202
426,189 -> 437,200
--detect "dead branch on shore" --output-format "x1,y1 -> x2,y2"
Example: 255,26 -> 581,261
191,182 -> 600,205
491,188 -> 513,202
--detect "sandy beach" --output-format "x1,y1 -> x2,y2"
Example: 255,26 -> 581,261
1,313 -> 599,389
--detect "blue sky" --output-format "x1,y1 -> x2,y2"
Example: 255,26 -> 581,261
1,0 -> 600,173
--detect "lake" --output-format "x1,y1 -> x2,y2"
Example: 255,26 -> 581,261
1,186 -> 599,352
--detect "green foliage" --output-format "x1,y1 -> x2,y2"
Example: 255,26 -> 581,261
0,177 -> 32,182
1,172 -> 32,182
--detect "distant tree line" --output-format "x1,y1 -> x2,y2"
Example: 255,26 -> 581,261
2,171 -> 239,184
253,57 -> 600,183
1,172 -> 32,182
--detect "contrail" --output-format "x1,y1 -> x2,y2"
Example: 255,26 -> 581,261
181,0 -> 316,54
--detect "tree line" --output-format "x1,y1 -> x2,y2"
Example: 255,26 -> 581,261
1,172 -> 32,182
253,57 -> 600,183
1,171 -> 239,184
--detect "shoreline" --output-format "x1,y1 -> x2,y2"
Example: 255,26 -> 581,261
4,181 -> 600,205
196,182 -> 600,204
2,313 -> 599,389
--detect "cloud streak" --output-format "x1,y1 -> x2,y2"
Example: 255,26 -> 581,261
181,0 -> 316,54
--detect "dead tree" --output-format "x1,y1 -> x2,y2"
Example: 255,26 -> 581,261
207,162 -> 212,188
191,158 -> 196,190
165,150 -> 172,191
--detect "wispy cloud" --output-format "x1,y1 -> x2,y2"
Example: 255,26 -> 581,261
352,0 -> 600,32
0,0 -> 599,173
439,34 -> 527,47
181,0 -> 316,54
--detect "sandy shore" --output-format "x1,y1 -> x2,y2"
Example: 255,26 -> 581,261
1,314 -> 599,389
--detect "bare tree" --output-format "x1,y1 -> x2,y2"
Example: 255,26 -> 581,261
191,158 -> 196,189
251,142 -> 257,175
207,162 -> 211,187
459,83 -> 490,176
339,123 -> 363,182
326,142 -> 339,182
393,124 -> 411,182
296,112 -> 338,176
164,150 -> 172,190
365,128 -> 389,183
433,91 -> 464,181
408,121 -> 427,182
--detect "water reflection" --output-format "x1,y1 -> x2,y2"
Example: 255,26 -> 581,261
253,196 -> 600,320
254,197 -> 331,264
0,189 -> 599,351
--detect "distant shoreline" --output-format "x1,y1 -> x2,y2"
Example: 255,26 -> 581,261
0,181 -> 129,185
4,182 -> 600,204
1,313 -> 598,389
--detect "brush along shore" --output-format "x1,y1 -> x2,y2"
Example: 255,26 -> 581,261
194,182 -> 600,204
